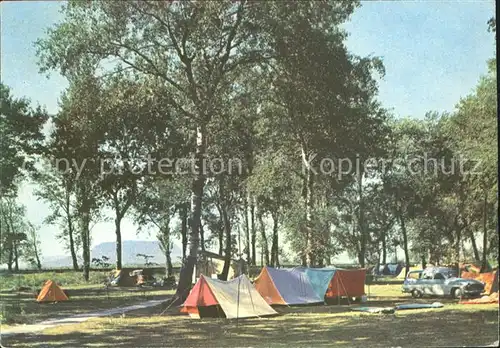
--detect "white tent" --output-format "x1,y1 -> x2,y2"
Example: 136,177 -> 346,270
181,274 -> 278,319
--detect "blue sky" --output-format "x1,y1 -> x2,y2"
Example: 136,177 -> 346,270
1,1 -> 496,259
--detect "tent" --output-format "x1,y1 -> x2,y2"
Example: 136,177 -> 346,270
386,264 -> 403,276
254,266 -> 323,305
294,267 -> 336,299
461,269 -> 499,294
181,274 -> 277,319
293,267 -> 366,300
396,266 -> 422,279
372,264 -> 401,276
109,268 -> 139,287
196,250 -> 240,280
461,263 -> 482,274
325,268 -> 366,299
37,280 -> 69,303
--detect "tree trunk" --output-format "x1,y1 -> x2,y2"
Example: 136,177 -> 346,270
468,227 -> 480,261
80,202 -> 91,282
14,240 -> 19,272
216,204 -> 223,255
158,218 -> 173,278
244,193 -> 251,264
358,169 -> 366,268
6,224 -> 13,272
481,188 -> 488,272
399,211 -> 410,278
32,233 -> 42,270
258,209 -> 269,266
164,222 -> 173,278
199,223 -> 206,251
180,202 -> 188,261
382,231 -> 387,265
174,125 -> 205,303
114,215 -> 122,270
302,146 -> 314,267
421,255 -> 427,269
220,203 -> 232,281
271,210 -> 279,267
454,216 -> 461,275
250,196 -> 256,266
66,190 -> 79,270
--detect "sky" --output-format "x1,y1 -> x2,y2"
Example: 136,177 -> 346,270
1,1 -> 496,260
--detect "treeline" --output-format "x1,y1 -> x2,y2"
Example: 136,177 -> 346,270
0,2 -> 496,302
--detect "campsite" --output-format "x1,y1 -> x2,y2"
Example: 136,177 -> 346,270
1,266 -> 499,347
1,1 -> 498,347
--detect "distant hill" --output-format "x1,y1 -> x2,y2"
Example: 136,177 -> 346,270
42,240 -> 183,268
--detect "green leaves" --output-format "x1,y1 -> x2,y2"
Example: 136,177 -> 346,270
0,84 -> 48,196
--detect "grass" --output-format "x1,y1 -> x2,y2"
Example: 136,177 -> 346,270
0,270 -> 175,328
2,300 -> 497,347
366,283 -> 408,298
0,286 -> 174,327
0,271 -> 110,291
1,282 -> 498,347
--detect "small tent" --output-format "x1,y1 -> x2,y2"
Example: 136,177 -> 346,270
197,250 -> 240,280
387,264 -> 403,276
109,268 -> 138,287
37,280 -> 69,303
396,266 -> 422,279
254,266 -> 323,305
181,274 -> 277,319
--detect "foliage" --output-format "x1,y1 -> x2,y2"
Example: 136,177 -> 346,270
0,83 -> 47,196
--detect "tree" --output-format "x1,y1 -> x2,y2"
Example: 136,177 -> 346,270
0,198 -> 27,271
254,4 -> 388,266
49,73 -> 105,281
0,83 -> 47,197
24,222 -> 43,270
134,177 -> 190,278
452,58 -> 498,271
34,164 -> 80,270
37,0 -> 271,300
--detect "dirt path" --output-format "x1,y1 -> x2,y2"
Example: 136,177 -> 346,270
0,299 -> 164,337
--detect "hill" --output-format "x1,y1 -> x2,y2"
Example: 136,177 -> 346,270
42,240 -> 183,268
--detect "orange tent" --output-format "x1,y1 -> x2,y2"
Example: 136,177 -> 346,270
460,292 -> 499,305
325,269 -> 366,298
461,270 -> 498,294
37,280 -> 69,303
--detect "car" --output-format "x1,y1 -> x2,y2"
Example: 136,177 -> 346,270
402,267 -> 485,299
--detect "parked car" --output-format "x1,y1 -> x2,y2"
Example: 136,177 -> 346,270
402,267 -> 485,298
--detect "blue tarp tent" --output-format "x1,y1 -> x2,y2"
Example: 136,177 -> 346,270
294,267 -> 337,299
254,266 -> 323,305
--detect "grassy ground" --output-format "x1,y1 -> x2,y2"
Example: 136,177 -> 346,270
0,286 -> 174,328
0,271 -> 110,290
1,281 -> 498,347
0,270 -> 174,327
2,301 -> 497,347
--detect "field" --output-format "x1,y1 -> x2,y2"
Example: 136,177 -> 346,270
0,271 -> 173,327
1,272 -> 498,347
